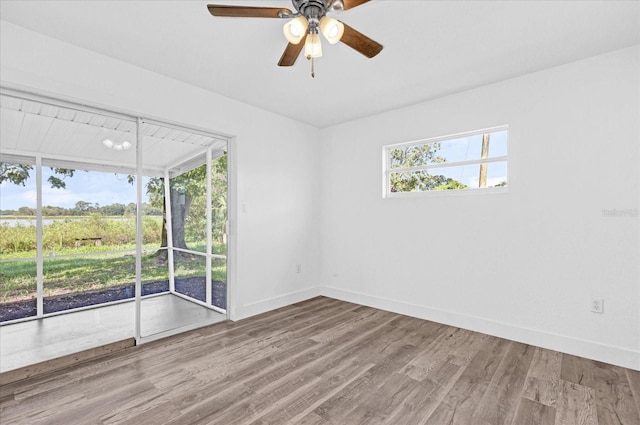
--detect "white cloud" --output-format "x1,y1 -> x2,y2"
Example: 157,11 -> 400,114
1,172 -> 148,210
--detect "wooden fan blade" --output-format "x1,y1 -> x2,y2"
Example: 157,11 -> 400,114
340,22 -> 383,58
278,35 -> 307,66
342,0 -> 370,10
207,4 -> 292,18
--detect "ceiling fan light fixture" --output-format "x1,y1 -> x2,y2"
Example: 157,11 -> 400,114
319,16 -> 344,44
102,138 -> 132,151
207,1 -> 383,72
304,32 -> 323,58
283,16 -> 308,44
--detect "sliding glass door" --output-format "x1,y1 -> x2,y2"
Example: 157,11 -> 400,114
138,121 -> 227,340
0,90 -> 229,343
168,156 -> 227,310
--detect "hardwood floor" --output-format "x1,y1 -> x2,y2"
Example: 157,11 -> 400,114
1,296 -> 638,424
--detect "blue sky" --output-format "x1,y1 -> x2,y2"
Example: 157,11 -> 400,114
0,168 -> 149,211
436,130 -> 508,162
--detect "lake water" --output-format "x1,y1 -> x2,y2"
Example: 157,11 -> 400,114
1,218 -> 58,227
0,217 -> 135,227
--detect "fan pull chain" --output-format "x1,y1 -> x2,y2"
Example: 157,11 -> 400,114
311,57 -> 315,78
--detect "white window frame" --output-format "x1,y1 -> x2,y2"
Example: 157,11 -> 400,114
383,125 -> 509,198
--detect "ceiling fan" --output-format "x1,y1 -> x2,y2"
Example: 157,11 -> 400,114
207,0 -> 383,77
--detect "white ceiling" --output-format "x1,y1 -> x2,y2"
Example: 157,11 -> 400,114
0,0 -> 638,128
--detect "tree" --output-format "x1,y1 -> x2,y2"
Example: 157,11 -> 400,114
0,163 -> 76,189
100,203 -> 126,216
74,200 -> 93,214
146,153 -> 227,257
124,202 -> 137,216
0,163 -> 30,186
433,179 -> 468,191
17,206 -> 35,216
42,205 -> 67,216
389,143 -> 467,192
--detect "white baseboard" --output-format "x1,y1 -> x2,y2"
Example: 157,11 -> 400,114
233,286 -> 322,321
320,285 -> 640,371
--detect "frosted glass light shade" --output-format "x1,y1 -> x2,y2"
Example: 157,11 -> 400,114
319,16 -> 344,44
102,138 -> 132,150
283,16 -> 308,44
305,33 -> 322,58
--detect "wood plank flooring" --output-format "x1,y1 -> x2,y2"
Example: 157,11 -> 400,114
1,296 -> 638,425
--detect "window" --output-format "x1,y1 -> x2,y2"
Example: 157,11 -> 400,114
383,126 -> 508,196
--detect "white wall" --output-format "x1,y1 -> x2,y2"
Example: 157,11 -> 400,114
0,21 -> 322,320
320,46 -> 640,370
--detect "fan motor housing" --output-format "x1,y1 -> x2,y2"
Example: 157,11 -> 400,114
293,0 -> 331,19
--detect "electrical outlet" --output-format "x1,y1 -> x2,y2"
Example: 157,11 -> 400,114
590,297 -> 604,314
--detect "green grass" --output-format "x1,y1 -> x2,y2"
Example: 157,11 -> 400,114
0,214 -> 226,303
0,244 -> 227,302
0,215 -> 163,255
0,243 -> 157,260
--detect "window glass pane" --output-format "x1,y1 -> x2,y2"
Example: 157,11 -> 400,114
169,164 -> 207,254
430,164 -> 479,189
482,161 -> 508,188
487,130 -> 508,157
174,253 -> 206,303
141,247 -> 169,296
41,169 -> 143,313
436,130 -> 507,163
389,161 -> 507,192
211,154 -> 227,255
1,161 -> 38,321
437,161 -> 508,189
389,129 -> 508,170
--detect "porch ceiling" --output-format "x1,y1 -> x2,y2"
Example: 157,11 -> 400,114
0,94 -> 227,175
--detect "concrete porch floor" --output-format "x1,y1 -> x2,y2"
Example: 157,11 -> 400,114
0,294 -> 226,378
